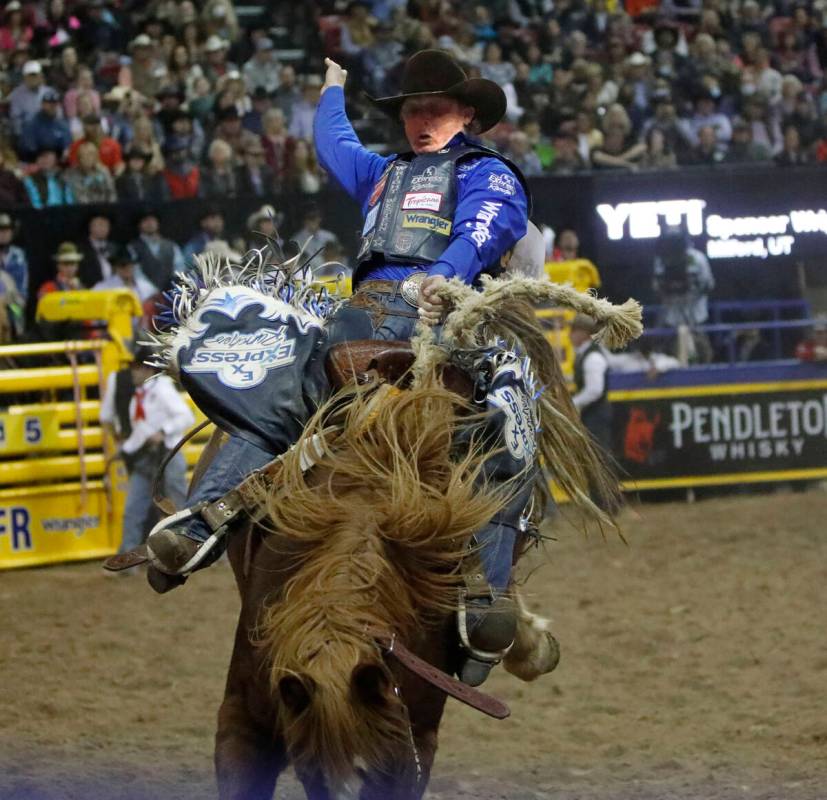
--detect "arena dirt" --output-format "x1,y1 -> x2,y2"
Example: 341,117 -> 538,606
1,490 -> 826,800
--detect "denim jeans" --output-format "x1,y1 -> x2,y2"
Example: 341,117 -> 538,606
119,449 -> 188,554
181,291 -> 528,591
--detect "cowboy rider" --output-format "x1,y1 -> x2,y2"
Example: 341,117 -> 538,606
146,49 -> 534,685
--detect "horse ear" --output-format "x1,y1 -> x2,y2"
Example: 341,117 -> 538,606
278,675 -> 315,715
351,662 -> 391,707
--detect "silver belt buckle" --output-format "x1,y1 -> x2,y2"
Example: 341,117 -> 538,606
400,271 -> 428,308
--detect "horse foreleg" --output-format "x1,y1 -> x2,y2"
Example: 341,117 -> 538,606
295,766 -> 333,800
215,618 -> 286,800
215,690 -> 285,800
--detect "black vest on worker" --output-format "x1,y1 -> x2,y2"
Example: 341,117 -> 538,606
129,236 -> 176,290
114,368 -> 135,438
574,340 -> 612,449
355,144 -> 530,284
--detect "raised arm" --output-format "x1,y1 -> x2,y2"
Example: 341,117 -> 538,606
314,59 -> 390,205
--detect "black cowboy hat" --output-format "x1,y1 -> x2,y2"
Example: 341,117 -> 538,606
367,49 -> 506,134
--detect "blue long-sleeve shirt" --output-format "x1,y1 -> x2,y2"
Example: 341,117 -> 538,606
313,86 -> 527,285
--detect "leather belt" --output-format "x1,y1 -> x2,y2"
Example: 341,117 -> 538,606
374,632 -> 510,719
357,271 -> 428,309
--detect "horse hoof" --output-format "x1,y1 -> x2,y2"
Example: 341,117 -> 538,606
504,629 -> 560,682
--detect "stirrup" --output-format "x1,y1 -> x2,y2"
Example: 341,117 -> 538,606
146,502 -> 228,576
456,591 -> 515,666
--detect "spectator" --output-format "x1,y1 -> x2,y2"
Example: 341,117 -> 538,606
739,97 -> 783,154
775,124 -> 808,166
0,213 -> 29,306
64,141 -> 117,204
127,35 -> 165,99
0,2 -> 34,53
552,228 -> 580,262
236,139 -> 276,198
48,44 -> 80,94
203,0 -> 239,44
246,203 -> 282,245
217,70 -> 251,118
284,139 -> 323,195
480,41 -> 516,86
260,108 -> 294,188
688,89 -> 733,145
550,131 -> 586,173
0,146 -> 28,208
166,43 -> 203,97
161,136 -> 200,199
63,66 -> 101,122
243,87 -> 273,136
68,113 -> 123,175
363,22 -> 404,97
212,105 -> 258,162
166,109 -> 205,163
116,147 -> 169,202
290,205 -> 338,272
23,146 -> 75,208
78,212 -> 117,287
273,64 -> 301,124
591,120 -> 646,170
200,138 -> 239,198
504,131 -> 543,177
520,114 -> 554,169
203,35 -> 236,85
795,316 -> 827,362
288,75 -> 323,141
154,85 -> 187,139
19,89 -> 71,162
38,241 -> 84,299
128,211 -> 185,291
243,36 -> 280,94
100,86 -> 138,151
725,121 -> 771,163
652,225 -> 715,361
687,124 -> 726,165
9,60 -> 50,136
93,248 -> 158,302
641,126 -> 678,169
131,114 -> 165,174
183,207 -> 225,264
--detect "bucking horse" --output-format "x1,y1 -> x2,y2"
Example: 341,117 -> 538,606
106,248 -> 642,799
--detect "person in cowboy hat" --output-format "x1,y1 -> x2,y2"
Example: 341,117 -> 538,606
37,242 -> 84,299
146,50 -> 535,687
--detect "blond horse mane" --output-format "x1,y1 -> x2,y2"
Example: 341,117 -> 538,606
255,379 -> 505,790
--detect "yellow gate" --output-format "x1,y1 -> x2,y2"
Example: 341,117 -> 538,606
0,290 -> 209,570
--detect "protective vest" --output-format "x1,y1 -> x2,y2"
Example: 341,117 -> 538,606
574,340 -> 609,407
356,145 -> 530,278
130,236 -> 176,290
114,368 -> 135,438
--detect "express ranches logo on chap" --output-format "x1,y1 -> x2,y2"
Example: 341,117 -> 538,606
184,327 -> 297,389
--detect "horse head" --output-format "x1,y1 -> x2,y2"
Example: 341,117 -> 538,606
255,378 -> 504,792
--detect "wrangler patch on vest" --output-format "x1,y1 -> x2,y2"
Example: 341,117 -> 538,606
401,211 -> 452,235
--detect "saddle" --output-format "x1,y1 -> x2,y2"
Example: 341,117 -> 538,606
325,339 -> 475,397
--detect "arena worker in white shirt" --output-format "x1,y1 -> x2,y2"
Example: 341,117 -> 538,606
99,345 -> 195,558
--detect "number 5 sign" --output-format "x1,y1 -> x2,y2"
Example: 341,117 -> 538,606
0,411 -> 59,454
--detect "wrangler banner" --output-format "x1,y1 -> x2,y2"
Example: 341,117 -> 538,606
611,379 -> 827,489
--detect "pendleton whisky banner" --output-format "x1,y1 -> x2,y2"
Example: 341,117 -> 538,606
610,380 -> 827,489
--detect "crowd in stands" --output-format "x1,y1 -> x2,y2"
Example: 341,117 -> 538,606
1,0 -> 827,347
